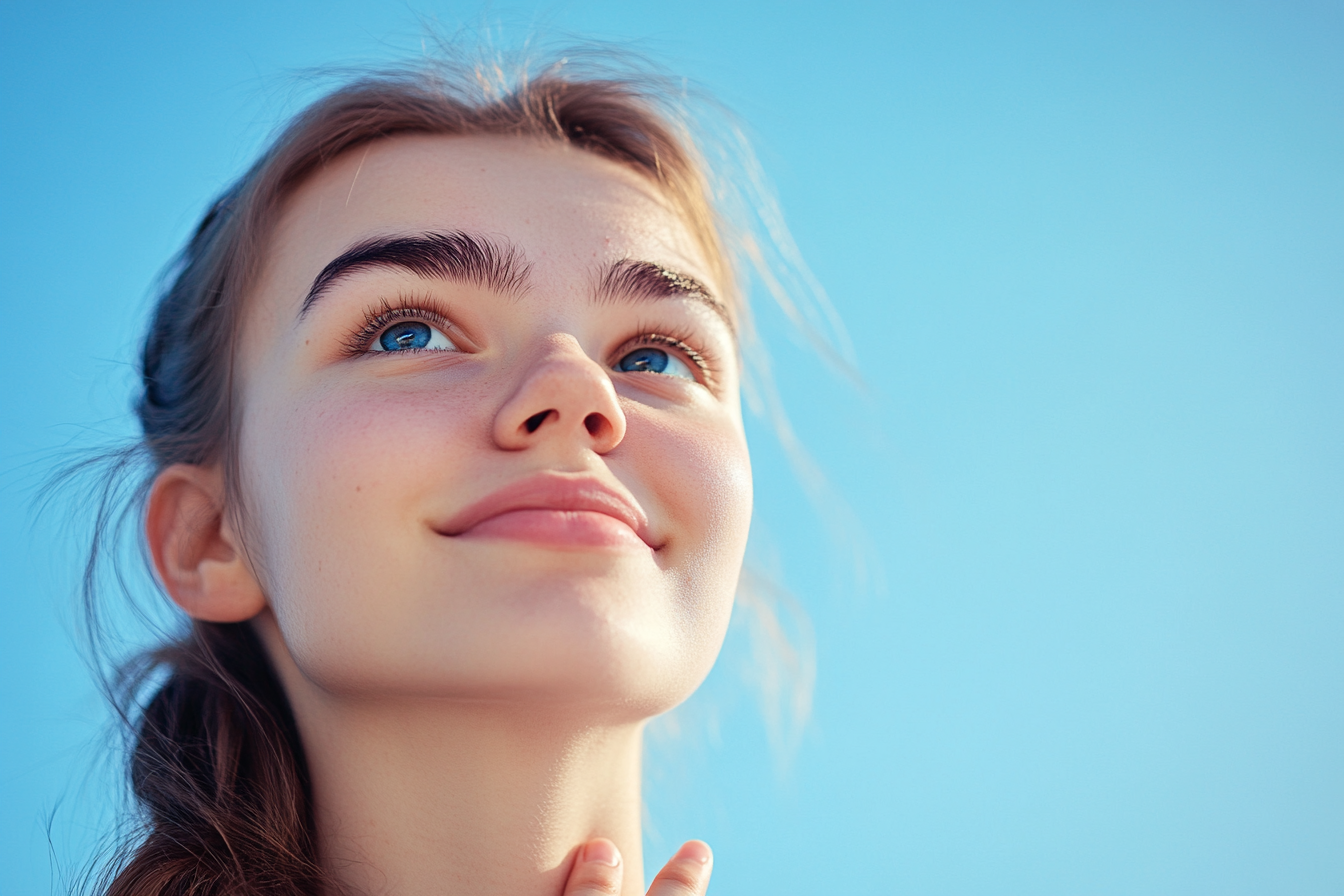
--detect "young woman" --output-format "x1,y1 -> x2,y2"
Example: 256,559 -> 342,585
93,55 -> 782,896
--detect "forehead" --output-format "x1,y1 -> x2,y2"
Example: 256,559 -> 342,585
255,134 -> 716,315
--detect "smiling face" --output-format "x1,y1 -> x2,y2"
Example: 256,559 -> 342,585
233,134 -> 752,718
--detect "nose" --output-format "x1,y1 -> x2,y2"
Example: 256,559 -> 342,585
492,335 -> 627,454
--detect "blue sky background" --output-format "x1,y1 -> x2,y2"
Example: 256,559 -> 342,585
2,1 -> 1341,894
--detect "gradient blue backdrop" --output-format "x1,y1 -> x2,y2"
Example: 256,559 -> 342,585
2,2 -> 1341,894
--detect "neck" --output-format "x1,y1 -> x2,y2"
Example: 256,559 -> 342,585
260,627 -> 646,896
306,701 -> 645,896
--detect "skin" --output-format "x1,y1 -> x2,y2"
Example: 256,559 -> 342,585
146,134 -> 753,895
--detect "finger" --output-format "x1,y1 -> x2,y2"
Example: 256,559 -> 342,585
646,840 -> 713,896
562,838 -> 625,896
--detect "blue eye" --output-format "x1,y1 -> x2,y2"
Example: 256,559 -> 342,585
373,321 -> 457,352
615,346 -> 696,381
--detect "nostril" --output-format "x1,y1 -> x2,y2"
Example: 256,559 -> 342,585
583,413 -> 606,437
524,410 -> 552,434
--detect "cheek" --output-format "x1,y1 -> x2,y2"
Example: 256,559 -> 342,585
239,379 -> 488,666
623,403 -> 753,644
249,379 -> 482,530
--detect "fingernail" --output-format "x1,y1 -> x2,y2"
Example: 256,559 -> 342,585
583,839 -> 621,867
677,840 -> 712,865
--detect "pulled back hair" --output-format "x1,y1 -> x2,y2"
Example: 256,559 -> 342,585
84,57 -> 738,896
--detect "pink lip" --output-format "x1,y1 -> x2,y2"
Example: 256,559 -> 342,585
436,473 -> 657,550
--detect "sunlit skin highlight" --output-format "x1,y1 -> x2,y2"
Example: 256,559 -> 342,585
150,134 -> 751,895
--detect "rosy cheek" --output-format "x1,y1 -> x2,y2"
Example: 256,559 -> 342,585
625,404 -> 752,581
243,380 -> 487,584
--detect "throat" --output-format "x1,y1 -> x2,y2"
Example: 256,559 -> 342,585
299,699 -> 648,896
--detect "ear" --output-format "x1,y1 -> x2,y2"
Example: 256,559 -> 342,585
145,463 -> 267,622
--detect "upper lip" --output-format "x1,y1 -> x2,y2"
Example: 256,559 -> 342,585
435,471 -> 657,547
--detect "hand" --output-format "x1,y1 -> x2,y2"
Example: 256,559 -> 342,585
562,838 -> 713,896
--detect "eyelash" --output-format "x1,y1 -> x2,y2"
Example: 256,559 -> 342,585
341,297 -> 460,357
342,297 -> 720,386
612,326 -> 718,387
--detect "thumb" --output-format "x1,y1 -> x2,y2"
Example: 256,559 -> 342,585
646,840 -> 713,896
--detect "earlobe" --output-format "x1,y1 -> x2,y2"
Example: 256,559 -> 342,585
145,463 -> 267,622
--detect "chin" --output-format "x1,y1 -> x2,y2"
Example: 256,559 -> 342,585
448,575 -> 728,717
265,560 -> 732,721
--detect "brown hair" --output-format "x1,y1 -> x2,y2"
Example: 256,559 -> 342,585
90,58 -> 738,896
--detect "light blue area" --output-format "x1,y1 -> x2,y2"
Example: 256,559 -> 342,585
2,2 -> 1341,893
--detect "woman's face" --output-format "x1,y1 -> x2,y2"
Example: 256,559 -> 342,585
234,134 -> 751,717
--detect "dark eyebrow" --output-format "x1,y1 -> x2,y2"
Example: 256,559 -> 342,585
593,259 -> 733,334
298,231 -> 531,318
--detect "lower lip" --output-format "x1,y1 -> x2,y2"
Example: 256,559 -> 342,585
453,509 -> 648,550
